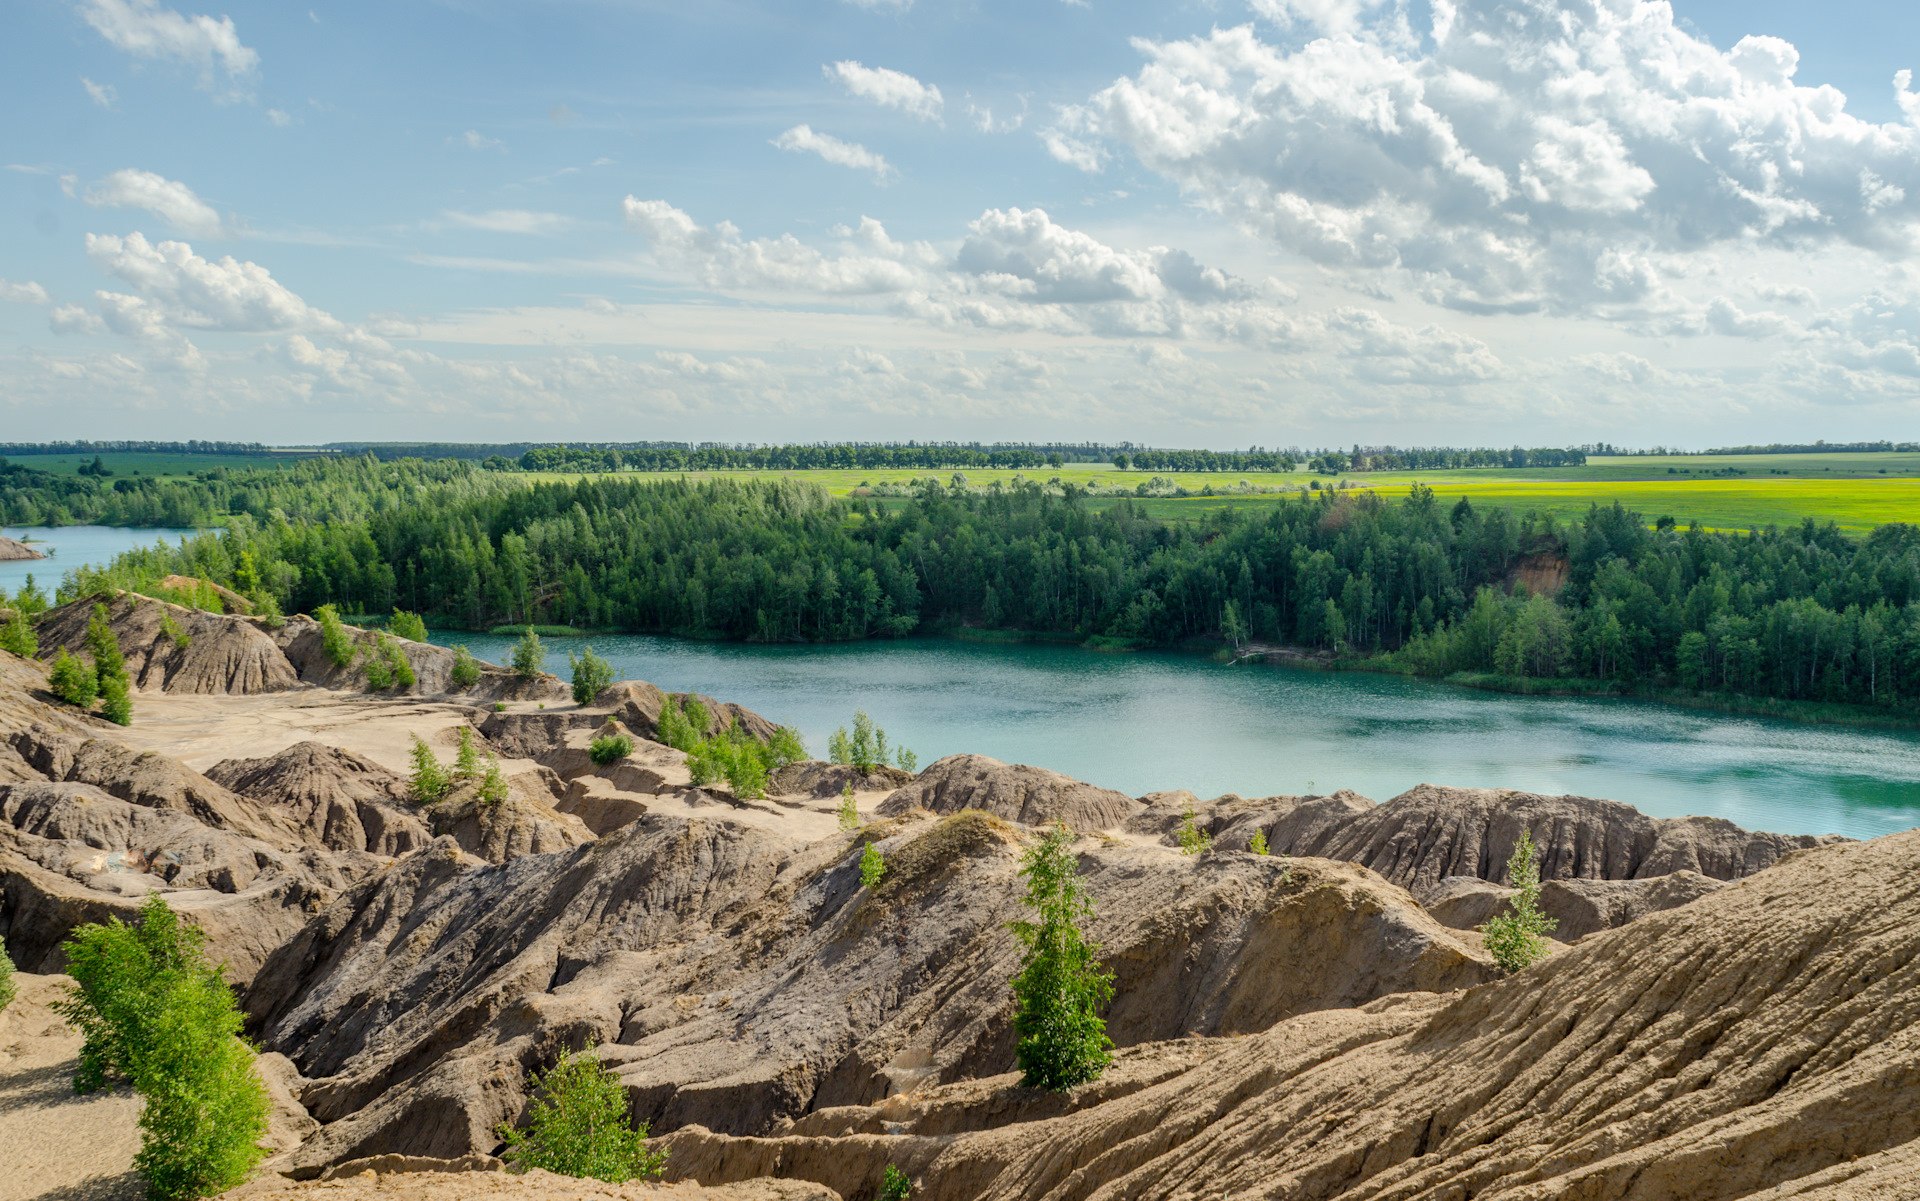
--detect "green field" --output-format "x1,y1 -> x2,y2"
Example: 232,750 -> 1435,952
561,461 -> 1919,535
2,451 -> 330,478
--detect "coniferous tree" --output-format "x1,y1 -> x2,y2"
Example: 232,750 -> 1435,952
1009,824 -> 1113,1090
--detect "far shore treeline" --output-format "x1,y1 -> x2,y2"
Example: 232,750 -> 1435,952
10,455 -> 1920,715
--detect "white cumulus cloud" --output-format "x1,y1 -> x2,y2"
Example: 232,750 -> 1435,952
81,169 -> 225,238
0,280 -> 51,304
772,125 -> 897,183
826,61 -> 943,122
1055,3 -> 1920,315
82,77 -> 117,107
76,0 -> 259,95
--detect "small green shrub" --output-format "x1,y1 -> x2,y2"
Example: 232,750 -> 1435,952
247,589 -> 285,628
99,673 -> 133,726
453,726 -> 481,782
511,627 -> 546,680
1177,808 -> 1212,855
654,697 -> 706,752
721,735 -> 768,799
828,710 -> 895,772
590,734 -> 634,765
837,782 -> 860,831
569,647 -> 613,705
685,737 -> 730,788
0,933 -> 15,1016
860,842 -> 886,889
766,726 -> 808,768
158,609 -> 190,649
0,608 -> 38,658
493,700 -> 506,712
896,747 -> 918,773
879,1164 -> 913,1201
1010,823 -> 1114,1091
389,609 -> 428,642
408,735 -> 451,804
132,969 -> 272,1201
11,573 -> 48,617
498,1046 -> 667,1182
365,634 -> 414,692
49,647 -> 99,708
478,754 -> 509,806
1482,830 -> 1556,973
315,604 -> 356,668
1248,828 -> 1269,856
55,896 -> 269,1201
450,645 -> 482,691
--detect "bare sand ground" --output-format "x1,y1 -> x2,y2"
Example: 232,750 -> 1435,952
111,688 -> 509,777
0,975 -> 142,1201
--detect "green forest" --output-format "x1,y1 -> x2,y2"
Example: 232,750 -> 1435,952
18,456 -> 1920,714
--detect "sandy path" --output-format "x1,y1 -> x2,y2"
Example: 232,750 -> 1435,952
0,975 -> 143,1201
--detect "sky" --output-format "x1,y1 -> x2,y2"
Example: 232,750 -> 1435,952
2,0 -> 1919,448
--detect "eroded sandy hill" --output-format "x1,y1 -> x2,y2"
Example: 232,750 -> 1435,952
0,592 -> 1896,1201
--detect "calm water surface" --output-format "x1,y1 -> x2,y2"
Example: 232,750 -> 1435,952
433,632 -> 1920,842
1,525 -> 197,596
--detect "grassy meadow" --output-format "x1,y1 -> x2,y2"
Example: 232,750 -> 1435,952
577,457 -> 1920,535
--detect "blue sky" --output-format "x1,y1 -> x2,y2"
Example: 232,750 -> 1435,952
3,0 -> 1919,447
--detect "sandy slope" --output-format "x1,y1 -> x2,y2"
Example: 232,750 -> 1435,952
0,974 -> 142,1201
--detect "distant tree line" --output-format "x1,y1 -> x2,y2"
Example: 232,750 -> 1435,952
0,454 -> 522,528
42,464 -> 1920,712
1699,441 -> 1920,455
0,440 -> 272,456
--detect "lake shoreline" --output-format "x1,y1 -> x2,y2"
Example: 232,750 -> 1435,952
415,619 -> 1920,736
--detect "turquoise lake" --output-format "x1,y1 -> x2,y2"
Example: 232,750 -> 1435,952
432,631 -> 1920,842
1,525 -> 197,597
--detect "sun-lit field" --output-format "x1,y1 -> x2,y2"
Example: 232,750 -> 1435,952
586,462 -> 1920,534
1085,479 -> 1920,534
3,451 -> 329,478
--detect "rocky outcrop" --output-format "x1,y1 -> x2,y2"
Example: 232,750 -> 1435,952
1424,868 -> 1727,941
0,781 -> 347,984
878,755 -> 1140,832
595,681 -> 780,744
0,535 -> 47,561
35,592 -> 298,695
416,778 -> 592,865
651,829 -> 1920,1201
242,813 -> 1489,1171
206,742 -> 431,858
1149,782 -> 1843,893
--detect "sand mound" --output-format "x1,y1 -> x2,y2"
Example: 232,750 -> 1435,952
206,742 -> 430,858
769,760 -> 913,798
155,575 -> 253,615
0,536 -> 47,562
241,812 -> 1488,1171
878,755 -> 1140,832
651,828 -> 1920,1201
36,593 -> 298,695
